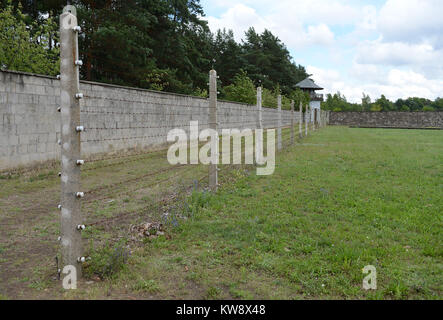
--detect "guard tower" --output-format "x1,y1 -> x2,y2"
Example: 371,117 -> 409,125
295,78 -> 323,122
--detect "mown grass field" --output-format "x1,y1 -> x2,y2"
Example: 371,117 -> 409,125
1,126 -> 442,299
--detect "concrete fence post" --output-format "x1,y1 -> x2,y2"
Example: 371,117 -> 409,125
299,102 -> 302,138
257,87 -> 262,129
290,100 -> 294,145
313,108 -> 317,131
277,95 -> 282,150
209,69 -> 218,191
310,106 -> 313,131
59,10 -> 83,277
305,104 -> 308,136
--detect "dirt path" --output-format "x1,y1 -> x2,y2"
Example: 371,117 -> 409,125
0,149 -> 210,299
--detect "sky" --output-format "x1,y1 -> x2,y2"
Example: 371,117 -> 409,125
200,0 -> 443,103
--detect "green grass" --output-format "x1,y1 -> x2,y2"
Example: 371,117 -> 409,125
1,126 -> 442,299
106,126 -> 441,299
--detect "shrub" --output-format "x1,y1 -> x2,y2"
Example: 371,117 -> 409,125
223,70 -> 256,104
84,241 -> 130,279
422,106 -> 435,112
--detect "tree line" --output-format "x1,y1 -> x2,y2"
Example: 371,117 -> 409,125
0,0 -> 308,106
322,92 -> 443,112
1,1 -> 440,111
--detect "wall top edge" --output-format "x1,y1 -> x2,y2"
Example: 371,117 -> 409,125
0,69 -> 280,110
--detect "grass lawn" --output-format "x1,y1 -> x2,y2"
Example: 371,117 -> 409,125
1,126 -> 442,299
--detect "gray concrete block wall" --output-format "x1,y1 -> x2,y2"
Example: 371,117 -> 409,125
0,71 -> 61,169
329,111 -> 443,128
1,70 -> 302,170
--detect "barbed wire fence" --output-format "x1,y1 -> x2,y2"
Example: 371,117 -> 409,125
0,6 -> 329,282
55,7 -> 330,278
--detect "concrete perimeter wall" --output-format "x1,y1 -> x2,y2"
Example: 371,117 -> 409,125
0,70 -> 300,170
329,111 -> 443,129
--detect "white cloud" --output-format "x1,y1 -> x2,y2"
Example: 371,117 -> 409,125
204,0 -> 363,48
206,4 -> 269,42
358,5 -> 377,31
356,40 -> 439,66
308,65 -> 364,103
203,0 -> 443,102
306,24 -> 335,46
309,64 -> 443,103
270,0 -> 361,26
378,0 -> 443,47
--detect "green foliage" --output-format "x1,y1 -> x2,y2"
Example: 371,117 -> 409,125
223,70 -> 256,104
213,29 -> 244,87
85,241 -> 129,280
184,190 -> 212,218
375,95 -> 395,111
323,91 -> 442,112
1,1 -> 308,99
291,88 -> 310,111
262,87 -> 277,108
422,106 -> 434,111
2,1 -> 440,111
206,286 -> 222,299
113,127 -> 441,299
321,92 -> 357,112
191,87 -> 208,98
240,28 -> 307,95
0,2 -> 59,75
281,95 -> 292,110
362,93 -> 371,111
370,104 -> 382,112
141,69 -> 172,92
131,278 -> 160,293
432,97 -> 443,110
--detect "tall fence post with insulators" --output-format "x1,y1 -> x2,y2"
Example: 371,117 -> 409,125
277,95 -> 282,150
309,106 -> 313,131
257,87 -> 263,130
313,109 -> 317,131
59,6 -> 84,277
209,69 -> 218,191
290,100 -> 295,145
298,102 -> 303,138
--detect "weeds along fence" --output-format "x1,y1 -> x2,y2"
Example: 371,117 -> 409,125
0,8 -> 329,280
